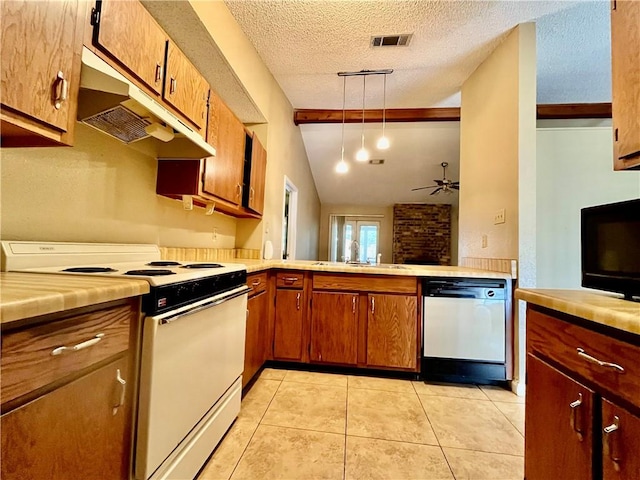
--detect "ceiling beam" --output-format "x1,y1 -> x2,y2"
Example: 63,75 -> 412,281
293,103 -> 612,125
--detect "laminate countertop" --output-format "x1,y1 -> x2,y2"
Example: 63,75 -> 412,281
0,272 -> 150,325
228,259 -> 513,279
516,288 -> 640,336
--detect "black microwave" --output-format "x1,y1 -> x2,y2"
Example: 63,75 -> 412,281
581,198 -> 640,300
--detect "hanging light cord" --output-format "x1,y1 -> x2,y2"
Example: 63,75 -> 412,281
341,76 -> 346,160
382,74 -> 386,137
361,75 -> 366,150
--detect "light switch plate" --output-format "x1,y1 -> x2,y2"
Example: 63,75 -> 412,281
494,209 -> 506,224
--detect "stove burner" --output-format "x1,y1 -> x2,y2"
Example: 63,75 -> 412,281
124,269 -> 177,276
181,263 -> 224,269
147,261 -> 182,267
62,267 -> 117,273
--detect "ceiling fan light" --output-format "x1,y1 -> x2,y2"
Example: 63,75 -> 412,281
376,135 -> 390,150
356,147 -> 369,162
335,159 -> 349,173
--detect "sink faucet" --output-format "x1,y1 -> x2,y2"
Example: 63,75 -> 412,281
351,240 -> 360,263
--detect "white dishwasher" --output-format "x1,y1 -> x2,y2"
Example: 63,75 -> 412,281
422,278 -> 508,382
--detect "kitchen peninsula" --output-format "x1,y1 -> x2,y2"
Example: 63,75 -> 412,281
516,288 -> 640,479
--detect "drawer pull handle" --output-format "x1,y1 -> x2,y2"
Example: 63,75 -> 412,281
576,348 -> 625,373
252,279 -> 261,286
569,393 -> 584,441
51,333 -> 105,356
296,292 -> 301,310
154,62 -> 163,84
112,368 -> 127,416
53,71 -> 68,109
371,296 -> 375,314
283,277 -> 298,283
603,415 -> 621,471
169,77 -> 177,94
352,295 -> 357,314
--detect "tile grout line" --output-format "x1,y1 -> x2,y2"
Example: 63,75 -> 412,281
226,376 -> 285,480
412,381 -> 458,480
343,375 -> 349,480
490,400 -> 525,439
443,444 -> 525,458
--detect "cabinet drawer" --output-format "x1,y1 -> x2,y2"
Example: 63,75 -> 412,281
1,303 -> 134,406
527,308 -> 640,408
313,274 -> 417,294
247,272 -> 268,296
276,271 -> 304,289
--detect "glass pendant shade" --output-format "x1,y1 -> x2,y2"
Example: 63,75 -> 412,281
376,136 -> 390,149
356,147 -> 369,162
335,159 -> 349,173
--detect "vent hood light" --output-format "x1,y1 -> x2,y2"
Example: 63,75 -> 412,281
79,47 -> 215,159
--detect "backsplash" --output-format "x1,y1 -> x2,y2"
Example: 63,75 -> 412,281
460,257 -> 518,279
393,204 -> 451,265
159,247 -> 261,262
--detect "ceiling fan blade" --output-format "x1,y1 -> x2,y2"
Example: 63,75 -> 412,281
451,185 -> 460,190
430,187 -> 443,195
434,180 -> 445,185
411,185 -> 439,191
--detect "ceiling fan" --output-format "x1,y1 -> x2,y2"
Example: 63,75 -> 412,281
411,162 -> 460,195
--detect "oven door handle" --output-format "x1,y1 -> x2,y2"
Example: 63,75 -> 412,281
160,286 -> 250,325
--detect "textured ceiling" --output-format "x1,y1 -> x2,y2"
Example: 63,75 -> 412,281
223,0 -> 611,207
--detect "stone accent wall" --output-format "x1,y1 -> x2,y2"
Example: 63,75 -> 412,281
393,204 -> 451,265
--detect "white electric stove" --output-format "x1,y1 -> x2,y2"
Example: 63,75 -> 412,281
1,241 -> 249,480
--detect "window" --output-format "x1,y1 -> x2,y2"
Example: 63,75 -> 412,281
330,215 -> 380,263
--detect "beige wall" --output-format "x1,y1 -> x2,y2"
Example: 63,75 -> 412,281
319,205 -> 393,263
191,1 -> 321,260
1,2 -> 320,259
459,23 -> 537,395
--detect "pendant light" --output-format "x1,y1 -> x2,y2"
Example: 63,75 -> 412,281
335,75 -> 349,174
376,73 -> 390,150
355,75 -> 369,162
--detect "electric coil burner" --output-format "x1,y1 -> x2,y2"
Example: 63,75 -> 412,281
62,267 -> 117,273
0,241 -> 249,480
125,269 -> 176,276
147,261 -> 182,267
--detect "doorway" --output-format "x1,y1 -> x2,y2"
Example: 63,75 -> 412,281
282,176 -> 298,260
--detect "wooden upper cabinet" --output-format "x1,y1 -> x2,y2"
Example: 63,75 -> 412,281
163,41 -> 209,132
203,101 -> 246,205
247,133 -> 268,215
525,355 -> 594,480
366,294 -> 417,369
611,0 -> 640,170
0,0 -> 83,146
310,292 -> 358,365
94,0 -> 167,96
207,90 -> 221,150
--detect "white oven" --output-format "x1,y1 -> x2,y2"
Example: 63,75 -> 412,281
135,286 -> 249,480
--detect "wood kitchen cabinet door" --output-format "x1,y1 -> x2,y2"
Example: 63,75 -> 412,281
244,290 -> 268,388
163,41 -> 209,132
1,356 -> 131,480
366,294 -> 417,369
1,0 -> 83,145
310,292 -> 358,365
273,289 -> 305,361
602,398 -> 640,479
94,0 -> 168,96
611,0 -> 640,170
524,354 -> 594,480
203,101 -> 246,205
246,133 -> 267,215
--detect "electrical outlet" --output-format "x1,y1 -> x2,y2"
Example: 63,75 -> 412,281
494,209 -> 506,224
482,234 -> 488,248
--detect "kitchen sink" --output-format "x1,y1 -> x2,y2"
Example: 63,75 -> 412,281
312,261 -> 406,270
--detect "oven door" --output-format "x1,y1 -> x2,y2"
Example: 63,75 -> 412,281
135,286 -> 249,480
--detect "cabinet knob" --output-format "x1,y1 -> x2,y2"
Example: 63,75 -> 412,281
53,71 -> 68,110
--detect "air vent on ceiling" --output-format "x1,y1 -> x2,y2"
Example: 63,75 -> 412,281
371,34 -> 412,47
369,159 -> 385,165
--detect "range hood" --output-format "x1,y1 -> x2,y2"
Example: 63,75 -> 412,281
78,47 -> 215,159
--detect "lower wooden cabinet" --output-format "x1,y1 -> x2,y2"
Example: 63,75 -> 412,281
525,355 -> 594,479
1,356 -> 131,480
273,288 -> 305,361
310,292 -> 358,365
525,305 -> 640,480
243,289 -> 268,388
366,294 -> 418,369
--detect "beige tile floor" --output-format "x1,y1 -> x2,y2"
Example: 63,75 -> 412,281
198,368 -> 525,480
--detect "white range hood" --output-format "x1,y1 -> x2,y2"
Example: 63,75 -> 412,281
78,47 -> 215,159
